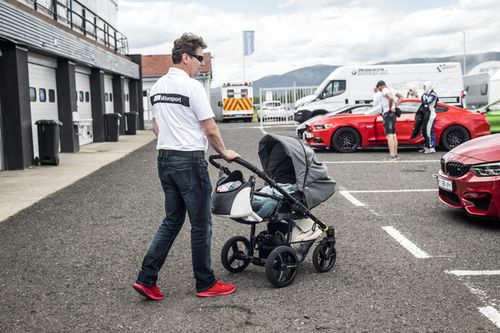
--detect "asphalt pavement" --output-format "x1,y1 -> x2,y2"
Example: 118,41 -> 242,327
0,122 -> 499,332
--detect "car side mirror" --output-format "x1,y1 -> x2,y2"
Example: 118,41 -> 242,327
217,101 -> 222,107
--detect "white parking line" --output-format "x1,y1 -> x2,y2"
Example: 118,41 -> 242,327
324,160 -> 440,164
348,189 -> 438,193
479,306 -> 500,329
382,226 -> 431,259
339,190 -> 365,207
445,270 -> 500,276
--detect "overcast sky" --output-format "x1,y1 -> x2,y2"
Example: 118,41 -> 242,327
118,0 -> 500,87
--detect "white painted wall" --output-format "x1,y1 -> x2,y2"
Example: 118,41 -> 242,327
76,0 -> 118,27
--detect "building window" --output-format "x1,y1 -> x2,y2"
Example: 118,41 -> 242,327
39,88 -> 47,102
85,92 -> 90,102
79,91 -> 84,102
105,93 -> 109,102
48,89 -> 55,102
480,84 -> 488,96
29,87 -> 37,102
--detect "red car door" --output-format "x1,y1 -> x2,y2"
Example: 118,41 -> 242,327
396,102 -> 420,143
375,101 -> 421,143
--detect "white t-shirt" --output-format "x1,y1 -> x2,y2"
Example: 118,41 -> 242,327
380,87 -> 399,114
150,68 -> 214,151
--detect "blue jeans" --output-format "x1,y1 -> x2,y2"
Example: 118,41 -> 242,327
137,151 -> 216,292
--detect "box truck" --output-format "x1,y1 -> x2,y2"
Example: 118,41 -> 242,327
218,82 -> 253,122
294,63 -> 464,123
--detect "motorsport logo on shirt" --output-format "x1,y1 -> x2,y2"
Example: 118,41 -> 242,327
151,93 -> 190,107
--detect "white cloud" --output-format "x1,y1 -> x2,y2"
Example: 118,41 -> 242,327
118,0 -> 500,87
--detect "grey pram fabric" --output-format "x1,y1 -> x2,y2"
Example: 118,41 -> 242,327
258,134 -> 336,209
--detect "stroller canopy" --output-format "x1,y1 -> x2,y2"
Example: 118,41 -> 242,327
258,134 -> 336,209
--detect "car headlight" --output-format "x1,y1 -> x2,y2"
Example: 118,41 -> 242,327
470,162 -> 500,177
313,124 -> 334,130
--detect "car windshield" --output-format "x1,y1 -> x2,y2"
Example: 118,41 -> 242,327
330,105 -> 354,113
364,105 -> 382,115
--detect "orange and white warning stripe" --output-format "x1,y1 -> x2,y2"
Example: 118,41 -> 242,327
223,98 -> 253,111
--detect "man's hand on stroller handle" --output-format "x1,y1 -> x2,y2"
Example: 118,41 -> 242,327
221,150 -> 239,162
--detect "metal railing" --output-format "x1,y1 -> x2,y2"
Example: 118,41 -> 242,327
19,0 -> 129,54
257,85 -> 317,126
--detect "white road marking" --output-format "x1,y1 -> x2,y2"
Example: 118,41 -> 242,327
447,275 -> 499,328
382,226 -> 431,259
339,191 -> 365,207
479,306 -> 500,329
348,189 -> 438,193
445,270 -> 500,276
324,160 -> 440,164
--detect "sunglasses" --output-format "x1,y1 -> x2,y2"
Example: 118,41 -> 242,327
188,53 -> 204,62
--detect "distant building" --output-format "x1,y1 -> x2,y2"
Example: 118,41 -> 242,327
0,0 -> 144,170
141,53 -> 212,119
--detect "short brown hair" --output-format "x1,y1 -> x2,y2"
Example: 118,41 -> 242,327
171,33 -> 207,64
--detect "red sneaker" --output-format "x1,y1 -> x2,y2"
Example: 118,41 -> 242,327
133,282 -> 164,301
196,280 -> 236,297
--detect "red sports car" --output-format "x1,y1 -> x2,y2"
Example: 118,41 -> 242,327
437,133 -> 500,219
304,99 -> 490,152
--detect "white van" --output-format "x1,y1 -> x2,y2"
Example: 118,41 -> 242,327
462,61 -> 500,108
295,63 -> 464,122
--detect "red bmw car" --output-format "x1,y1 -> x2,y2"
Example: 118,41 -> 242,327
437,133 -> 500,219
304,99 -> 490,152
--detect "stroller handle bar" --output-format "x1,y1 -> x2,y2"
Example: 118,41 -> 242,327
208,155 -> 331,234
209,155 -> 266,179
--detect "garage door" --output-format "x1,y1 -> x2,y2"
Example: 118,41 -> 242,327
0,97 -> 4,170
104,74 -> 114,114
124,79 -> 130,113
75,66 -> 93,145
28,53 -> 59,160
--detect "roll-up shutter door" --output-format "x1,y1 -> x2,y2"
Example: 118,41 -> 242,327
28,53 -> 59,160
104,75 -> 114,114
75,66 -> 93,145
124,79 -> 130,113
0,97 -> 4,170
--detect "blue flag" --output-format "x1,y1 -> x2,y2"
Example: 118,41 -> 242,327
243,30 -> 254,56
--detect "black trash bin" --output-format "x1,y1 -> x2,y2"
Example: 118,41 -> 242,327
35,119 -> 63,166
104,113 -> 121,141
124,112 -> 138,135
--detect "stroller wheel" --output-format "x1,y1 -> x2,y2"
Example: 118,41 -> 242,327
221,236 -> 251,273
312,240 -> 336,273
265,246 -> 299,288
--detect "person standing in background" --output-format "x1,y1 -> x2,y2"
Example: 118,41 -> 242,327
376,80 -> 402,160
420,81 -> 438,153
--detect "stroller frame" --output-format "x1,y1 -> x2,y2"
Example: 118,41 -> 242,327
210,155 -> 336,288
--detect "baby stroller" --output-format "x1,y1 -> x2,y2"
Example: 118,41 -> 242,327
210,134 -> 337,287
